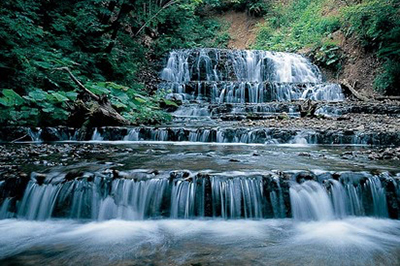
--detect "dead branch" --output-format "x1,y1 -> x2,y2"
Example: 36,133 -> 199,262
340,79 -> 369,101
134,0 -> 178,37
54,67 -> 100,101
11,134 -> 28,143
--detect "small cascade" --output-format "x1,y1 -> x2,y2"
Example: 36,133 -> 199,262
290,176 -> 391,221
18,182 -> 61,220
290,181 -> 335,221
161,49 -> 322,83
290,132 -> 312,145
3,171 -> 398,221
27,128 -> 42,142
366,176 -> 388,217
0,198 -> 12,219
211,176 -> 265,219
123,128 -> 139,141
91,128 -> 104,141
82,126 -> 400,146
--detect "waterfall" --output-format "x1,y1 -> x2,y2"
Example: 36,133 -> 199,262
290,177 -> 390,221
124,128 -> 139,141
4,171 -> 395,221
161,48 -> 344,105
78,126 -> 397,145
18,182 -> 61,220
91,128 -> 104,141
161,49 -> 323,83
0,198 -> 12,219
27,128 -> 42,142
290,181 -> 335,221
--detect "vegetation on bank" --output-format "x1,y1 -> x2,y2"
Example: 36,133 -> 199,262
0,0 -> 229,126
252,0 -> 400,95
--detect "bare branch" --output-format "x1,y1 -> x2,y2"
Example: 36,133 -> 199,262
134,0 -> 178,37
54,67 -> 100,101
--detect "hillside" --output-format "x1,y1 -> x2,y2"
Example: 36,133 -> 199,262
250,0 -> 399,96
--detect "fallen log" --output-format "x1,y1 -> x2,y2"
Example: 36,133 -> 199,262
374,95 -> 400,101
55,67 -> 130,134
340,80 -> 369,101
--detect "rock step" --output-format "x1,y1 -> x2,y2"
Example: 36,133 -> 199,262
1,126 -> 400,146
162,81 -> 344,103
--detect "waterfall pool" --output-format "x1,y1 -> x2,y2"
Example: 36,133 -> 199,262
0,218 -> 399,265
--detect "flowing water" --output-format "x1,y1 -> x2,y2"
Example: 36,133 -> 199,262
0,49 -> 399,265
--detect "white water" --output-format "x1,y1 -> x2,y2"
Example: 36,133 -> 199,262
0,218 -> 399,265
161,49 -> 322,83
27,128 -> 42,142
5,172 -> 391,222
161,49 -> 345,104
290,178 -> 389,221
91,128 -> 104,141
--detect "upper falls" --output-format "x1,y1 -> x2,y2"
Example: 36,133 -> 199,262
160,48 -> 344,103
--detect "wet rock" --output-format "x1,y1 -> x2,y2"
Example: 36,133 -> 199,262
33,173 -> 47,185
298,152 -> 311,157
65,171 -> 83,181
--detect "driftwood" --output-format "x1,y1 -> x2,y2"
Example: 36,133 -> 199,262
340,80 -> 369,101
55,67 -> 129,131
300,99 -> 318,117
11,134 -> 28,143
374,96 -> 400,101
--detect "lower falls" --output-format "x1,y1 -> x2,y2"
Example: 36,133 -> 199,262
1,171 -> 398,221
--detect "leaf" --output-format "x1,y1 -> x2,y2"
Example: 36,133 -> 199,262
326,59 -> 337,65
87,84 -> 110,95
105,82 -> 129,91
134,97 -> 147,104
28,90 -> 48,101
1,89 -> 24,106
33,61 -> 53,69
110,98 -> 128,109
163,99 -> 179,107
42,107 -> 55,113
65,91 -> 78,100
0,97 -> 14,107
50,91 -> 69,102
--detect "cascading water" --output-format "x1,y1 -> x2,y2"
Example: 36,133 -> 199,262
161,49 -> 344,106
1,48 -> 400,266
290,176 -> 391,221
1,171 -> 397,221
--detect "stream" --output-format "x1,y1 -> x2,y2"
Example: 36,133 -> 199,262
0,49 -> 399,265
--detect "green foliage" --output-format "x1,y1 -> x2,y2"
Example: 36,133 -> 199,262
343,0 -> 400,95
0,0 -> 227,126
253,0 -> 341,52
205,0 -> 270,16
374,61 -> 400,95
86,82 -> 171,124
254,0 -> 400,95
312,42 -> 344,71
0,88 -> 73,125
